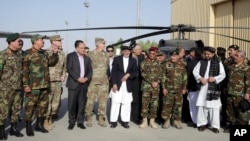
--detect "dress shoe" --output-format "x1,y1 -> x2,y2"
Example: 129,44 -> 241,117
212,128 -> 219,133
198,125 -> 206,131
68,124 -> 75,130
77,124 -> 86,129
110,122 -> 117,128
121,122 -> 130,129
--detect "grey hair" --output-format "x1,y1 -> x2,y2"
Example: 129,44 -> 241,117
238,50 -> 246,58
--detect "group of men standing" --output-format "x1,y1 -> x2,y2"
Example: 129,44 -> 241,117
0,33 -> 66,139
0,32 -> 249,140
185,45 -> 250,134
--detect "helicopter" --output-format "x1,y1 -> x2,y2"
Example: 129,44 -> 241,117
1,24 -> 250,55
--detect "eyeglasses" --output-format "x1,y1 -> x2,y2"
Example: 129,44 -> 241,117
107,50 -> 114,52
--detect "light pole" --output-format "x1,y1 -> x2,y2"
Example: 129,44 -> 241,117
136,0 -> 141,36
84,1 -> 89,44
64,20 -> 69,51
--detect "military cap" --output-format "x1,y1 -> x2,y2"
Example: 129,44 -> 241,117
50,35 -> 63,41
169,49 -> 179,56
157,50 -> 164,56
228,44 -> 239,50
121,45 -> 132,51
95,37 -> 106,44
189,47 -> 196,52
239,98 -> 250,112
148,46 -> 159,52
31,34 -> 46,43
6,33 -> 19,43
204,46 -> 216,53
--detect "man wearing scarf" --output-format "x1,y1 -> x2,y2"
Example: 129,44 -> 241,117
193,46 -> 226,133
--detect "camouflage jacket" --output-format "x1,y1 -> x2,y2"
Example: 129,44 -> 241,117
22,47 -> 58,89
0,48 -> 22,90
88,49 -> 109,84
47,47 -> 67,82
227,63 -> 250,96
140,58 -> 162,91
162,60 -> 187,93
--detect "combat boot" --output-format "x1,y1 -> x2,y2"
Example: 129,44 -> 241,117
86,116 -> 92,127
48,117 -> 54,130
10,122 -> 24,137
26,121 -> 34,136
0,125 -> 7,140
43,118 -> 50,130
149,118 -> 158,129
35,117 -> 48,133
139,118 -> 148,128
162,119 -> 170,129
173,120 -> 183,129
98,116 -> 106,127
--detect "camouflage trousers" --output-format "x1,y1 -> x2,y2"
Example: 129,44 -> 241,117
226,95 -> 249,125
141,89 -> 159,119
24,88 -> 49,121
45,82 -> 62,118
161,92 -> 183,121
0,89 -> 22,125
85,84 -> 108,117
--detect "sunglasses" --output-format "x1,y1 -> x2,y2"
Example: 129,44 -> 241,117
107,50 -> 114,52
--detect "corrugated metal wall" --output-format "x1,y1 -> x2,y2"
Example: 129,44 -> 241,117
233,0 -> 250,56
171,0 -> 250,57
171,0 -> 210,44
214,1 -> 233,48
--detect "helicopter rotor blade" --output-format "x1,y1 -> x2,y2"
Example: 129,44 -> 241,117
111,29 -> 172,46
23,26 -> 170,34
196,30 -> 250,43
0,31 -> 49,39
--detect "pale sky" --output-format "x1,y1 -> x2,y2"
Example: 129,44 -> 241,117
0,0 -> 171,53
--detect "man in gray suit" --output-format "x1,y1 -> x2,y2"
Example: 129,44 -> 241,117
66,40 -> 92,130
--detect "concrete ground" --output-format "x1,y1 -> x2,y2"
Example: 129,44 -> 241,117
6,86 -> 229,141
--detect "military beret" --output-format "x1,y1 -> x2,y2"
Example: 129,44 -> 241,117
148,47 -> 159,52
228,44 -> 239,50
31,34 -> 46,43
239,99 -> 250,113
6,33 -> 19,43
204,46 -> 216,53
169,49 -> 179,56
95,37 -> 106,44
50,35 -> 63,41
121,45 -> 132,51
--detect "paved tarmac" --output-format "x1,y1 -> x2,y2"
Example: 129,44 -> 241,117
6,86 -> 229,141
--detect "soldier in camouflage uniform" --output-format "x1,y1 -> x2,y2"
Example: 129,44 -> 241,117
85,37 -> 109,127
22,34 -> 58,136
224,50 -> 250,133
139,47 -> 162,129
44,35 -> 67,130
161,49 -> 187,129
0,33 -> 23,139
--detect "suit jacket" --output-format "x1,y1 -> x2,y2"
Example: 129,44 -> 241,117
66,52 -> 92,90
111,55 -> 138,92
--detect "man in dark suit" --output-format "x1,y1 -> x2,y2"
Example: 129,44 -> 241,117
109,45 -> 138,129
131,44 -> 145,124
66,40 -> 92,130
